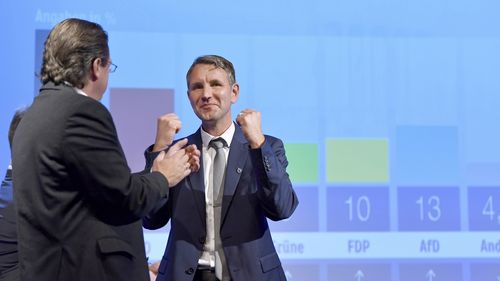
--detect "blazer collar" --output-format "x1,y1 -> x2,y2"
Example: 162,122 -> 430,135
221,125 -> 248,224
186,124 -> 249,226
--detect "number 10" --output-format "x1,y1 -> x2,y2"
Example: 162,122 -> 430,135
346,196 -> 371,222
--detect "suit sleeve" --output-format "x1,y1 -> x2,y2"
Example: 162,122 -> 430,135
142,145 -> 172,229
62,99 -> 169,223
250,136 -> 299,221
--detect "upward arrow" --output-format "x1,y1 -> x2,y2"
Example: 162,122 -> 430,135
426,270 -> 436,281
354,270 -> 365,281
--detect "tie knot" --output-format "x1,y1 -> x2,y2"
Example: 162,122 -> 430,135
209,138 -> 227,150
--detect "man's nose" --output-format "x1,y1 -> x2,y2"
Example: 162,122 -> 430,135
201,86 -> 212,99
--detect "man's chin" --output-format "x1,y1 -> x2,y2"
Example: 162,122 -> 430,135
197,111 -> 216,121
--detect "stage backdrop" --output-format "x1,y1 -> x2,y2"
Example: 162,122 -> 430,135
1,1 -> 500,280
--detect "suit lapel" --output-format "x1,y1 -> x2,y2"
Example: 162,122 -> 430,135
221,125 -> 248,225
186,130 -> 207,225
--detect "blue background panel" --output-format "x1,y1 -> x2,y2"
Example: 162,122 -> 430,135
2,1 -> 500,280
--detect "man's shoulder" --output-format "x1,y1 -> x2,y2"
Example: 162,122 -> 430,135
38,83 -> 105,113
174,129 -> 202,143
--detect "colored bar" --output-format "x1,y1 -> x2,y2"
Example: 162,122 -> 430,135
110,88 -> 174,172
284,143 -> 318,183
326,139 -> 389,183
395,126 -> 459,184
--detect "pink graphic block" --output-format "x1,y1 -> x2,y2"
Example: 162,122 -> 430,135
110,88 -> 174,172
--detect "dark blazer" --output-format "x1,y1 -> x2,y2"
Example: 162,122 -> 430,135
12,83 -> 169,281
0,168 -> 18,281
143,125 -> 299,281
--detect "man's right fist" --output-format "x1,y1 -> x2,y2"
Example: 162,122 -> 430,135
152,113 -> 182,152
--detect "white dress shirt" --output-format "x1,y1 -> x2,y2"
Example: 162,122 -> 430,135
198,123 -> 235,268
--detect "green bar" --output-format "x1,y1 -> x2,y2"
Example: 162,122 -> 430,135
326,139 -> 389,183
284,143 -> 318,183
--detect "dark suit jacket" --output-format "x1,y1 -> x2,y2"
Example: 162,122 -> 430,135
12,83 -> 169,281
0,168 -> 18,281
143,125 -> 299,281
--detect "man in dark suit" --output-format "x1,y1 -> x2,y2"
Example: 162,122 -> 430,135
12,18 -> 200,281
0,109 -> 25,281
143,55 -> 298,281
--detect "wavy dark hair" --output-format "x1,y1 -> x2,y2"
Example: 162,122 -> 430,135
40,18 -> 109,88
186,55 -> 236,87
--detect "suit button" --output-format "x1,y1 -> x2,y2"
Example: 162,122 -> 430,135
198,236 -> 206,244
185,267 -> 195,275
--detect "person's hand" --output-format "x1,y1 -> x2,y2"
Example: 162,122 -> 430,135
236,109 -> 265,149
152,113 -> 182,152
185,144 -> 201,172
148,261 -> 160,281
152,139 -> 191,186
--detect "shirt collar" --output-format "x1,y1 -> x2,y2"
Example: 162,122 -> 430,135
63,81 -> 88,96
73,87 -> 88,97
200,122 -> 235,148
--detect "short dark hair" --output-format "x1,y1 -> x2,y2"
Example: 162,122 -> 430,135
8,108 -> 26,150
40,18 -> 109,88
186,55 -> 236,87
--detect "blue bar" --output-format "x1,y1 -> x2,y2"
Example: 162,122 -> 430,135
395,126 -> 459,185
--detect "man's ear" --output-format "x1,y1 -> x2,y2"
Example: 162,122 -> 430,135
231,83 -> 240,104
90,58 -> 103,81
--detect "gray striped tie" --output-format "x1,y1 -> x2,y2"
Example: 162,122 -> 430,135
209,138 -> 229,280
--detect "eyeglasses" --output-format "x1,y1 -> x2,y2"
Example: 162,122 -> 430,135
108,62 -> 118,73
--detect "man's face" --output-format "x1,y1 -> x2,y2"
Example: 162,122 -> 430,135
187,64 -> 239,126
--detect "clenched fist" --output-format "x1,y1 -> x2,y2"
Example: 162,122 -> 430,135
153,113 -> 182,152
236,109 -> 265,149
